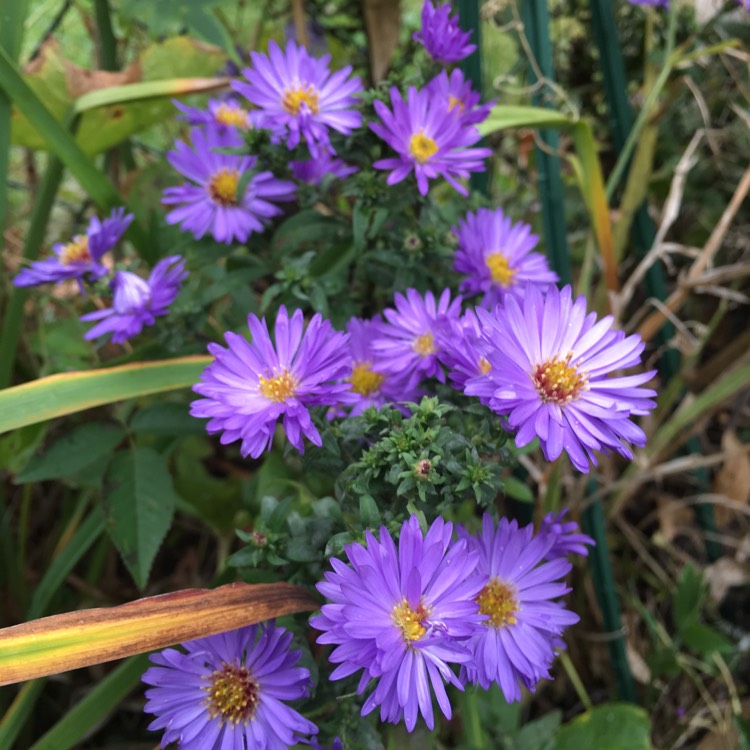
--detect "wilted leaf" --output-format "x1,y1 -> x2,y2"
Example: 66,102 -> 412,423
552,704 -> 652,750
704,557 -> 750,604
15,422 -> 125,483
0,582 -> 319,686
102,447 -> 178,589
714,430 -> 750,524
12,37 -> 226,154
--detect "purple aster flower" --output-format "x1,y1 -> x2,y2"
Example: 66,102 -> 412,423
540,510 -> 595,560
370,86 -> 491,196
290,151 -> 357,185
337,317 -> 422,416
436,308 -> 493,401
311,515 -> 485,732
142,622 -> 318,748
163,126 -> 296,245
173,96 -> 256,133
414,1 -> 476,64
81,255 -> 186,345
371,288 -> 462,385
232,40 -> 363,158
465,285 -> 658,472
454,208 -> 558,307
191,306 -> 351,458
425,69 -> 491,127
13,207 -> 133,290
458,514 -> 580,700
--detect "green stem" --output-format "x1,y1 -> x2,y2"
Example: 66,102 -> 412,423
0,680 -> 45,749
93,0 -> 117,71
559,650 -> 593,711
460,686 -> 488,749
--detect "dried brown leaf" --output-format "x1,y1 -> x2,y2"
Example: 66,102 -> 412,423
362,0 -> 401,84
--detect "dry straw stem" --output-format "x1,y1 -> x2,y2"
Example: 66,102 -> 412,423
291,0 -> 309,49
0,582 -> 319,686
614,129 -> 704,321
637,164 -> 750,343
605,443 -> 750,518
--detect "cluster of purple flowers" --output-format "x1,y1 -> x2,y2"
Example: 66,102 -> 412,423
12,207 -> 187,345
629,0 -> 748,8
191,203 -> 655,472
142,512 -> 591,745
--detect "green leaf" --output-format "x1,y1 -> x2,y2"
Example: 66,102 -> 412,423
673,564 -> 704,624
15,422 -> 125,483
28,655 -> 149,750
102,447 -> 178,589
130,402 -> 205,436
681,620 -> 733,657
551,704 -> 652,750
0,356 -> 210,434
512,711 -> 561,750
359,495 -> 381,528
502,475 -> 535,503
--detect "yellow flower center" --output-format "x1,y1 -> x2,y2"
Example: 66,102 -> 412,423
476,578 -> 520,629
392,599 -> 429,643
258,369 -> 298,403
412,332 -> 436,357
282,85 -> 320,115
479,357 -> 492,374
204,663 -> 259,725
485,252 -> 517,288
214,103 -> 251,130
208,168 -> 240,206
408,130 -> 439,164
59,236 -> 91,265
349,362 -> 385,396
448,95 -> 464,113
532,354 -> 588,405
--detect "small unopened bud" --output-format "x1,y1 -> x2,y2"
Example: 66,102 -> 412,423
414,459 -> 432,479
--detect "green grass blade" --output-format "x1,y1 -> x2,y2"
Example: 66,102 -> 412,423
0,356 -> 211,434
28,655 -> 149,750
0,679 -> 45,750
27,512 -> 105,620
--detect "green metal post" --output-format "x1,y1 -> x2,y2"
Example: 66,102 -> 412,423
521,0 -> 636,703
588,0 -> 720,561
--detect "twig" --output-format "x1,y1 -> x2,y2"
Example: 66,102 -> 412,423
291,0 -> 309,48
615,130 -> 704,318
638,164 -> 750,342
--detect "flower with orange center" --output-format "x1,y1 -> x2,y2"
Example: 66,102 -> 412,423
191,306 -> 351,458
392,599 -> 430,643
208,168 -> 240,206
412,332 -> 436,357
214,102 -> 251,130
142,622 -> 318,747
349,362 -> 385,397
58,236 -> 91,265
408,130 -> 439,164
259,369 -> 299,403
485,251 -> 517,288
282,84 -> 321,116
232,40 -> 362,158
459,514 -> 580,700
532,354 -> 588,405
475,578 -> 519,628
205,663 -> 260,725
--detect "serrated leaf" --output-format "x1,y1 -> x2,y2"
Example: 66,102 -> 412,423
15,422 -> 124,483
102,447 -> 177,589
551,703 -> 652,750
